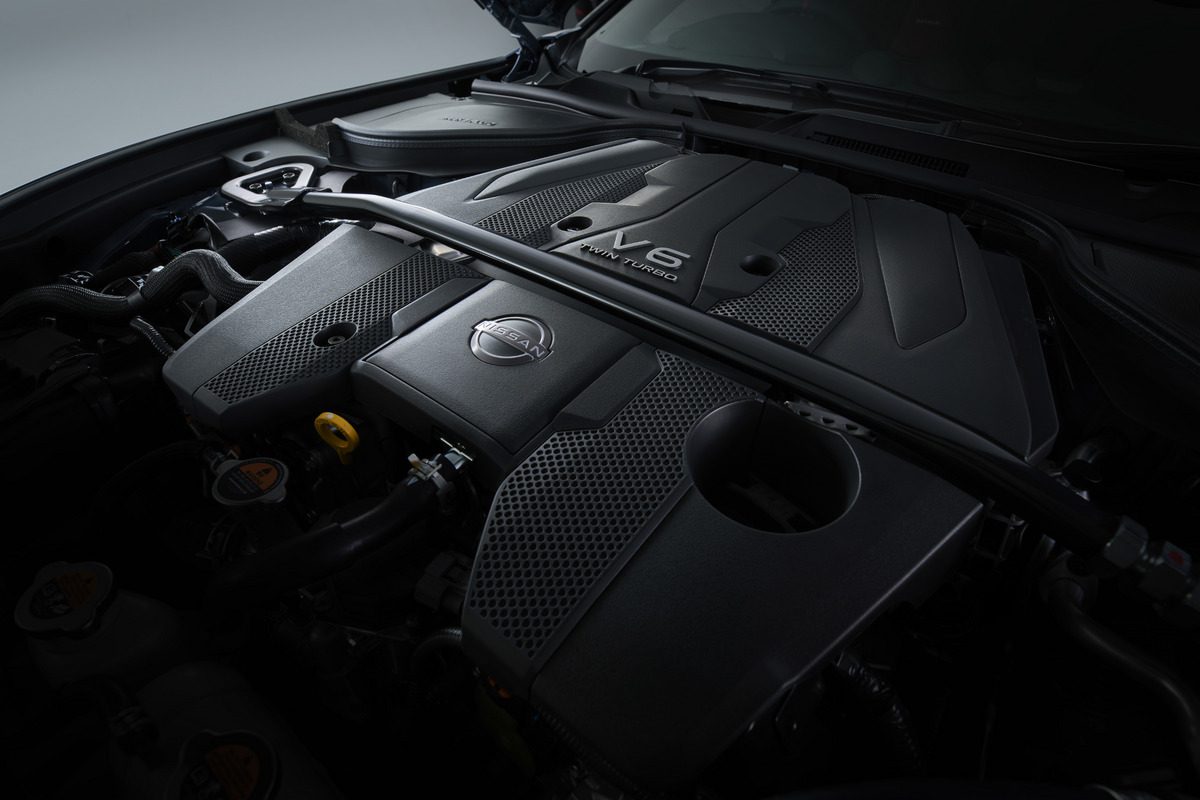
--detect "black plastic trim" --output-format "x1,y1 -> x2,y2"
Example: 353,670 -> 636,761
290,190 -> 1120,557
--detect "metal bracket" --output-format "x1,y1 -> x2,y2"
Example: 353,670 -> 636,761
221,163 -> 317,207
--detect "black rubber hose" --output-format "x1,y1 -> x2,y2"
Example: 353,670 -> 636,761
1047,578 -> 1200,779
128,316 -> 175,357
828,652 -> 924,775
83,221 -> 332,289
0,283 -> 133,323
139,249 -> 259,308
89,247 -> 163,287
216,221 -> 337,275
0,249 -> 259,326
208,473 -> 440,607
410,627 -> 464,679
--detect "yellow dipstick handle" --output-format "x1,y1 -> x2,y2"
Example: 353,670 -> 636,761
314,412 -> 360,465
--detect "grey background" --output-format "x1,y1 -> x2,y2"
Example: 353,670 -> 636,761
0,0 -> 514,195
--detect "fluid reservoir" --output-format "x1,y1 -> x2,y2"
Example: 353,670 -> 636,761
113,661 -> 343,800
13,561 -> 189,689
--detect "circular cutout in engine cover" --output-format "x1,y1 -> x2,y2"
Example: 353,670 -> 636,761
686,400 -> 860,533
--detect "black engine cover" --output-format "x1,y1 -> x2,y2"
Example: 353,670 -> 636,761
162,224 -> 485,433
459,348 -> 980,791
163,139 -> 1055,791
406,139 -> 1057,460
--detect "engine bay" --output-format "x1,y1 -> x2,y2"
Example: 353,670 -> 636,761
2,81 -> 1199,800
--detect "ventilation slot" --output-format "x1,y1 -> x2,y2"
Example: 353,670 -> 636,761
809,132 -> 970,177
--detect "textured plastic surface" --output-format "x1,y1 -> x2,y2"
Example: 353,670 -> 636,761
353,282 -> 637,479
454,350 -> 982,790
468,350 -> 758,667
534,442 -> 981,791
159,141 -> 1062,789
344,271 -> 985,788
201,251 -> 473,405
162,225 -> 484,432
407,143 -> 1057,459
475,161 -> 660,247
708,211 -> 860,349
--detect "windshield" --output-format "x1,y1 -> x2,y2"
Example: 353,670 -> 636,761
576,0 -> 1200,145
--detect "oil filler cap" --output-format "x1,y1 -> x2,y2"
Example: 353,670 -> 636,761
14,561 -> 115,636
313,411 -> 360,465
212,458 -> 289,507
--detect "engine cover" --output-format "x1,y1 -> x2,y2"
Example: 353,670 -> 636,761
353,315 -> 980,790
406,139 -> 1057,460
162,224 -> 485,433
162,139 -> 1056,790
458,348 -> 981,791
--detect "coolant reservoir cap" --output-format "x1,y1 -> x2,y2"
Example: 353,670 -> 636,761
212,457 -> 289,507
169,730 -> 278,800
14,561 -> 115,636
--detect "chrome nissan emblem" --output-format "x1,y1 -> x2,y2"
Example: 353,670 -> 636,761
470,316 -> 554,366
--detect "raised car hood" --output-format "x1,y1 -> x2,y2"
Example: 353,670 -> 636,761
474,0 -> 583,29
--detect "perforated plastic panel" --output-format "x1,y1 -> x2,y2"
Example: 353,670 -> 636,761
708,212 -> 860,350
475,162 -> 661,247
468,351 -> 758,659
204,252 -> 475,404
808,132 -> 970,177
